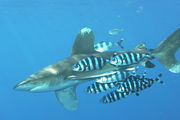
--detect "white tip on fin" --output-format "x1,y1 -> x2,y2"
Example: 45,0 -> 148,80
169,64 -> 180,73
80,27 -> 92,36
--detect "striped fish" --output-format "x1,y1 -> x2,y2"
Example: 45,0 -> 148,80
86,82 -> 118,94
72,56 -> 109,72
101,73 -> 163,104
116,73 -> 149,93
100,90 -> 130,104
94,39 -> 124,52
86,70 -> 138,94
96,70 -> 131,83
110,52 -> 152,67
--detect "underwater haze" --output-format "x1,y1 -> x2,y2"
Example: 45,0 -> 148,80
0,0 -> 180,120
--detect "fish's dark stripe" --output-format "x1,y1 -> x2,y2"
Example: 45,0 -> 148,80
130,52 -> 136,63
128,52 -> 133,64
110,92 -> 116,102
81,60 -> 86,71
115,90 -> 120,100
124,53 -> 130,64
107,83 -> 112,89
139,81 -> 143,90
95,82 -> 101,93
102,83 -> 107,91
91,84 -> 97,94
133,52 -> 138,62
121,71 -> 125,80
121,92 -> 125,98
139,53 -> 143,60
103,58 -> 106,65
94,57 -> 99,70
96,57 -> 101,69
122,53 -> 128,65
118,54 -> 124,65
84,57 -> 90,71
122,83 -> 126,92
107,94 -> 112,103
123,71 -> 127,79
91,57 -> 96,70
89,56 -> 94,70
126,79 -> 131,92
99,58 -> 104,69
135,80 -> 139,92
136,53 -> 140,61
87,86 -> 91,93
124,82 -> 129,92
113,74 -> 118,82
129,78 -> 135,93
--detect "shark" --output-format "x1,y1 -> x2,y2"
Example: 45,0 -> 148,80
14,27 -> 180,110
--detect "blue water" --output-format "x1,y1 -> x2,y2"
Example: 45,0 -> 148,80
1,0 -> 180,120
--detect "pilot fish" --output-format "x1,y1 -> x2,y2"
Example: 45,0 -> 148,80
86,70 -> 138,94
86,82 -> 118,94
96,70 -> 131,83
101,73 -> 163,104
72,56 -> 109,72
110,52 -> 153,67
108,28 -> 124,35
94,39 -> 124,52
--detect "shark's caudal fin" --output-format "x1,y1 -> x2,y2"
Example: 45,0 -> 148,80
152,28 -> 180,73
71,27 -> 96,55
55,86 -> 78,111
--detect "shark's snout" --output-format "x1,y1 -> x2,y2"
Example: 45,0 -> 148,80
14,66 -> 61,92
14,80 -> 35,91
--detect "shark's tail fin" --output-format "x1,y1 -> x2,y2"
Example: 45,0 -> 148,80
152,28 -> 180,73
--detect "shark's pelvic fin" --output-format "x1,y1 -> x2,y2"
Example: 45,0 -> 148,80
55,86 -> 78,111
71,27 -> 96,55
152,28 -> 180,73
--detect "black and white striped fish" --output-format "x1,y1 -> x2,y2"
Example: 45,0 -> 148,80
72,56 -> 109,72
117,72 -> 163,93
86,82 -> 118,94
110,52 -> 153,67
100,73 -> 163,104
96,70 -> 131,83
86,70 -> 136,94
94,39 -> 124,52
100,90 -> 130,104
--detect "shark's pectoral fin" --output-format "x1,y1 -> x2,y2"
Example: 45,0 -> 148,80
55,86 -> 78,111
71,27 -> 96,55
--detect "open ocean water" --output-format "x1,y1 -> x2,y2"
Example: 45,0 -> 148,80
0,0 -> 180,120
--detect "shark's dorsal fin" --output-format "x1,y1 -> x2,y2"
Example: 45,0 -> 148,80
135,42 -> 147,51
55,86 -> 78,111
71,28 -> 96,55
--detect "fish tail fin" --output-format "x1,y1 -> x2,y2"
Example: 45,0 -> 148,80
152,28 -> 180,73
117,38 -> 124,49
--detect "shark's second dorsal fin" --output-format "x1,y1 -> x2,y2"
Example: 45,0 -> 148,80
55,86 -> 78,111
71,28 -> 96,55
135,42 -> 147,51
